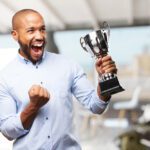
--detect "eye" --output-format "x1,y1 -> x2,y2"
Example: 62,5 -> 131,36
27,29 -> 34,33
40,28 -> 46,32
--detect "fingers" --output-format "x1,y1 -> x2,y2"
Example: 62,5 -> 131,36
29,85 -> 41,97
39,87 -> 50,100
102,60 -> 117,73
102,60 -> 115,68
105,66 -> 117,74
95,55 -> 118,74
95,57 -> 102,67
28,84 -> 50,108
29,84 -> 50,100
96,55 -> 112,68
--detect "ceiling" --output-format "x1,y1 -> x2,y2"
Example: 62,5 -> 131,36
0,0 -> 150,34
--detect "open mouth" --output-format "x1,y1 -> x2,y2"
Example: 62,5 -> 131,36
31,43 -> 44,57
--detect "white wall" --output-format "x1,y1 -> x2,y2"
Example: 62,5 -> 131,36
0,48 -> 17,71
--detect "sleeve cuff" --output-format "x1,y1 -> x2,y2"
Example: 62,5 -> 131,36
94,93 -> 109,105
91,92 -> 110,114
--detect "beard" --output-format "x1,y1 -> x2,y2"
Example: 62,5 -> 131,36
18,40 -> 33,61
18,38 -> 46,64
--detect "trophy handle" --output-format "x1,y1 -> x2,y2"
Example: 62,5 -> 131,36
80,37 -> 88,52
101,21 -> 110,43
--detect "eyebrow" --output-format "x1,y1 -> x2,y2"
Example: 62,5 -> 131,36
26,25 -> 46,30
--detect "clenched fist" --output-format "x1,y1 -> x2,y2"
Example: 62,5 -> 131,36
95,55 -> 117,75
28,85 -> 50,109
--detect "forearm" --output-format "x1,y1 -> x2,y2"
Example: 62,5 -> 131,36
21,84 -> 50,129
21,102 -> 39,130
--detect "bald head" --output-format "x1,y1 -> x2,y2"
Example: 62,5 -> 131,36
12,9 -> 43,30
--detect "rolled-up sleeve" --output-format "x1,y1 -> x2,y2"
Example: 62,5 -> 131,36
0,79 -> 28,140
71,62 -> 109,114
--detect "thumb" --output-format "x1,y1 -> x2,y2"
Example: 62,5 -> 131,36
95,57 -> 102,67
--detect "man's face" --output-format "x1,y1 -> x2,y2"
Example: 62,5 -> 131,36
13,12 -> 47,64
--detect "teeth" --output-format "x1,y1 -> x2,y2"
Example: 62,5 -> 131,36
33,43 -> 43,47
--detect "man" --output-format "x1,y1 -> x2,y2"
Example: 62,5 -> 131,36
0,9 -> 117,150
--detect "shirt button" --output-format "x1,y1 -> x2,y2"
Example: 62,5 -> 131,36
36,66 -> 38,69
48,135 -> 50,139
46,117 -> 48,120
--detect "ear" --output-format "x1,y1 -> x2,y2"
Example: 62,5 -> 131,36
11,30 -> 18,41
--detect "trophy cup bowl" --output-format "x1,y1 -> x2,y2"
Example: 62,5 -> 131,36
80,23 -> 124,96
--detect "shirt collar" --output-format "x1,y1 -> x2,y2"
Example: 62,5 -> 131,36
17,50 -> 46,65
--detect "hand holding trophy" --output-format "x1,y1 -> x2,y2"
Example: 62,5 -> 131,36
80,22 -> 124,96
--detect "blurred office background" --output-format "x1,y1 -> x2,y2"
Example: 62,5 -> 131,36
1,0 -> 150,150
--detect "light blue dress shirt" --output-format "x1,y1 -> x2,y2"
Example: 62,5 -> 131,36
0,51 -> 109,150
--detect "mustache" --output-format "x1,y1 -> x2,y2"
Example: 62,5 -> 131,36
30,38 -> 47,47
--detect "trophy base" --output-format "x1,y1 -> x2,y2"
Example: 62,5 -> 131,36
99,77 -> 124,96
